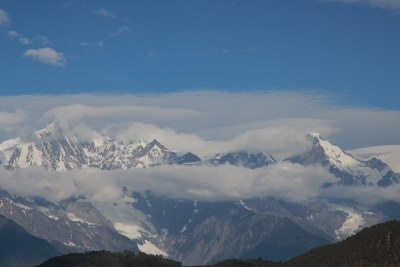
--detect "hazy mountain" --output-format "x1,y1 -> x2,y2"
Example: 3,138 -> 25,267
0,215 -> 59,267
0,190 -> 139,253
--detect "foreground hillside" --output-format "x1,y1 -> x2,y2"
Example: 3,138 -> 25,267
283,219 -> 400,267
37,220 -> 400,267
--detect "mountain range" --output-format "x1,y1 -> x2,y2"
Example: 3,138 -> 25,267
0,123 -> 399,265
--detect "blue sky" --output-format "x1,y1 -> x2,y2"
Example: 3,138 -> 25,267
0,0 -> 399,109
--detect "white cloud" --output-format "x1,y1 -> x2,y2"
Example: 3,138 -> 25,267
93,8 -> 116,18
43,103 -> 202,128
0,163 -> 336,202
0,9 -> 10,27
0,160 -> 398,205
114,122 -> 314,158
23,47 -> 67,66
109,25 -> 130,37
0,109 -> 27,126
7,30 -> 31,44
324,0 -> 400,11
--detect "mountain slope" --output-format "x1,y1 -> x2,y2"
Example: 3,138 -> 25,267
0,215 -> 60,267
131,192 -> 331,265
0,191 -> 139,253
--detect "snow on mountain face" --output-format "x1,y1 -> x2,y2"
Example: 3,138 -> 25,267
291,133 -> 398,186
0,124 -> 201,171
202,151 -> 276,169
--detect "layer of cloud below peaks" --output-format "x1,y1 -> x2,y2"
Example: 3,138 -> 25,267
1,164 -> 399,205
0,163 -> 336,203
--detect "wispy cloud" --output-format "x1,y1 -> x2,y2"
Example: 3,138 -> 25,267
323,0 -> 400,11
7,30 -> 31,44
109,25 -> 130,37
93,8 -> 116,19
80,40 -> 104,48
62,2 -> 74,9
8,31 -> 51,46
34,35 -> 51,45
241,45 -> 263,53
0,9 -> 11,27
23,47 -> 67,66
221,48 -> 230,54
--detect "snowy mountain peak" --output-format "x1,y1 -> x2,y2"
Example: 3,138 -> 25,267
34,122 -> 63,139
307,132 -> 323,140
204,151 -> 276,169
291,133 -> 397,186
0,128 -> 200,171
144,139 -> 167,151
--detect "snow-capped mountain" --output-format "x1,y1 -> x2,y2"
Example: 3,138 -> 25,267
0,125 -> 399,265
0,123 -> 200,171
203,151 -> 276,169
290,132 -> 400,186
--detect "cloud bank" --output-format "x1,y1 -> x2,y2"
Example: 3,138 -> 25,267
0,91 -> 399,154
0,163 -> 398,205
0,163 -> 336,203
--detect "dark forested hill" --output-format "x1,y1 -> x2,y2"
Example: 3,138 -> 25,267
36,251 -> 182,267
283,220 -> 400,267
